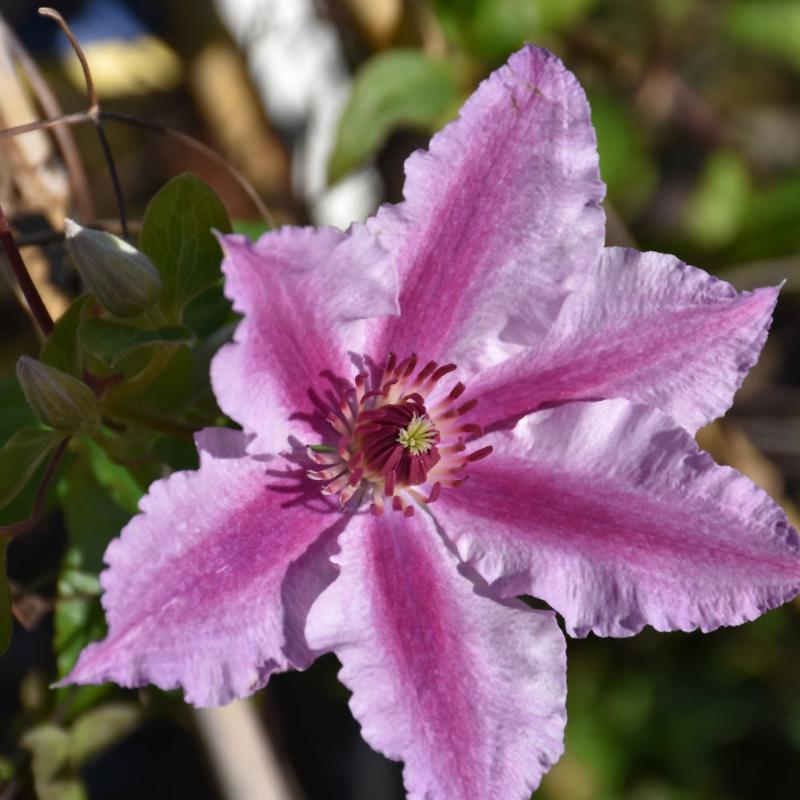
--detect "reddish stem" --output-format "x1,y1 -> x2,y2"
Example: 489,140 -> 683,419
0,436 -> 70,538
0,204 -> 54,336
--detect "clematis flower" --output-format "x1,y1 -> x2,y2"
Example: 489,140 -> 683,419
65,46 -> 800,798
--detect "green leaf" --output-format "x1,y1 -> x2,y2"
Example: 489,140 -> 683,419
0,389 -> 65,528
22,724 -> 87,800
69,704 -> 142,766
0,374 -> 37,444
726,1 -> 800,71
182,285 -> 233,338
123,344 -> 193,414
329,50 -> 458,183
139,173 -> 232,319
21,707 -> 139,799
151,435 -> 200,472
435,0 -> 596,60
735,173 -> 800,261
232,219 -> 271,239
22,725 -> 72,787
41,295 -> 92,377
79,318 -> 194,367
56,459 -> 130,678
1,537 -> 12,656
684,150 -> 750,249
590,92 -> 657,216
83,438 -> 144,514
0,428 -> 63,509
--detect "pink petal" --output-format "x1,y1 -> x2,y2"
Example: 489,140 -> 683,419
211,225 -> 398,452
63,429 -> 344,706
368,45 -> 605,373
435,399 -> 800,638
306,511 -> 566,799
470,248 -> 778,435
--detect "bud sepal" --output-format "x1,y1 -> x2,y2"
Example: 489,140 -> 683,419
16,356 -> 99,434
64,219 -> 162,318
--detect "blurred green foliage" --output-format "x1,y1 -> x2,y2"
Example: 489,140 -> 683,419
435,0 -> 596,60
329,49 -> 458,184
725,1 -> 800,72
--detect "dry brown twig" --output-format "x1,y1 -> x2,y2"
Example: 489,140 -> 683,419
0,15 -> 94,222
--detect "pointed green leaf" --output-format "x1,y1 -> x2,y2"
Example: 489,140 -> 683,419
79,318 -> 194,367
726,1 -> 800,72
22,724 -> 71,782
56,459 -> 130,678
0,428 -> 63,510
123,344 -> 193,414
41,295 -> 92,377
0,375 -> 37,443
328,50 -> 458,183
1,537 -> 12,656
139,173 -> 232,319
0,380 -> 57,529
182,284 -> 233,338
83,438 -> 144,514
22,724 -> 87,800
685,150 -> 750,249
69,704 -> 142,767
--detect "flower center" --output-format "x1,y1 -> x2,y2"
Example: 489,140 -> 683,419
397,415 -> 437,455
307,353 -> 491,516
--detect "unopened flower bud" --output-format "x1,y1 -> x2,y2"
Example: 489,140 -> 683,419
16,356 -> 99,434
64,219 -> 161,318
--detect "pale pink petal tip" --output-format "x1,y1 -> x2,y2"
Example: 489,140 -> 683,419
62,429 -> 338,706
307,512 -> 567,800
470,248 -> 780,435
369,44 -> 605,372
437,398 -> 800,638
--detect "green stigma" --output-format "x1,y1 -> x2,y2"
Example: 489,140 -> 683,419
397,415 -> 437,455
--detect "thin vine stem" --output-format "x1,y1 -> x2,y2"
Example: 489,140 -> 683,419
0,436 -> 70,538
39,7 -> 129,238
37,8 -> 97,107
0,110 -> 87,139
102,111 -> 275,226
0,110 -> 273,226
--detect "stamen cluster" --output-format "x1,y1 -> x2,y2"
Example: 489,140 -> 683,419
308,354 -> 492,516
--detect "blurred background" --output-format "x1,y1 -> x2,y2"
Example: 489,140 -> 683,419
1,0 -> 799,798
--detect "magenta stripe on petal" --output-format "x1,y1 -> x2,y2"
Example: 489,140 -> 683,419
435,400 -> 800,638
63,429 -> 343,706
469,248 -> 778,435
211,225 -> 398,452
368,45 -> 605,374
306,511 -> 566,800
